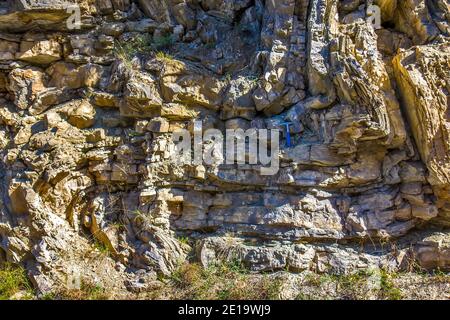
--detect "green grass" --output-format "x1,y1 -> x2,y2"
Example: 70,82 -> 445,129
80,282 -> 109,300
128,130 -> 144,138
176,236 -> 191,246
40,292 -> 56,300
166,260 -> 282,300
155,51 -> 174,61
132,209 -> 147,223
379,270 -> 403,300
223,72 -> 232,83
114,34 -> 175,69
93,240 -> 111,257
56,280 -> 110,300
300,269 -> 405,300
246,74 -> 260,85
152,35 -> 175,51
431,268 -> 450,283
114,34 -> 153,69
0,263 -> 33,300
110,221 -> 126,229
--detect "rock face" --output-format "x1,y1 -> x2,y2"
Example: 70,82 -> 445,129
393,43 -> 450,225
0,0 -> 448,295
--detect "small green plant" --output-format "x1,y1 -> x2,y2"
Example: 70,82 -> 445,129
114,33 -> 175,69
151,262 -> 450,300
177,236 -> 190,245
332,270 -> 375,300
131,209 -> 149,226
83,89 -> 94,99
152,35 -> 174,51
132,209 -> 146,220
223,72 -> 232,83
0,263 -> 33,300
304,272 -> 333,287
166,259 -> 283,300
379,270 -> 402,300
219,258 -> 248,275
93,240 -> 110,256
303,269 -> 403,300
128,130 -> 144,138
246,74 -> 260,85
156,51 -> 174,61
40,292 -> 56,300
114,34 -> 153,69
82,282 -> 109,300
57,280 -> 110,300
170,263 -> 203,289
110,221 -> 125,230
296,292 -> 316,300
431,268 -> 450,283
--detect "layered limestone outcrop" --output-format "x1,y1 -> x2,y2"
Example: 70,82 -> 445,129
0,0 -> 448,295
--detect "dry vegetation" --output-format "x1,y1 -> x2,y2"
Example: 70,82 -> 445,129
154,261 -> 283,300
137,261 -> 449,300
1,261 -> 448,300
53,281 -> 111,300
0,263 -> 33,300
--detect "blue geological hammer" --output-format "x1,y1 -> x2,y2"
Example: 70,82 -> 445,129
280,122 -> 293,148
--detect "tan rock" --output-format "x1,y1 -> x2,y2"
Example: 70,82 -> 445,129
160,103 -> 199,120
394,204 -> 412,221
16,39 -> 62,64
396,0 -> 440,44
14,125 -> 32,145
147,117 -> 169,133
160,59 -> 223,110
47,62 -> 83,89
47,62 -> 105,90
8,67 -> 47,110
375,0 -> 398,22
121,72 -> 163,117
67,100 -> 96,129
412,205 -> 439,220
86,128 -> 106,143
310,144 -> 354,167
92,92 -> 119,108
394,44 -> 450,216
225,118 -> 251,130
8,181 -> 31,215
194,165 -> 206,180
222,76 -> 257,120
414,232 -> 450,271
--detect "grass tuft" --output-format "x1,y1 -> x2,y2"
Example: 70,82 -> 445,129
0,263 -> 33,300
56,280 -> 110,300
114,34 -> 175,69
167,260 -> 282,300
379,270 -> 403,300
114,34 -> 153,69
156,51 -> 174,61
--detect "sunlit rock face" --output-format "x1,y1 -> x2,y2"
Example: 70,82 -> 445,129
0,0 -> 448,294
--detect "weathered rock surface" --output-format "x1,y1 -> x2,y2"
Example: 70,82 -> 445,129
0,0 -> 448,296
394,43 -> 450,225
